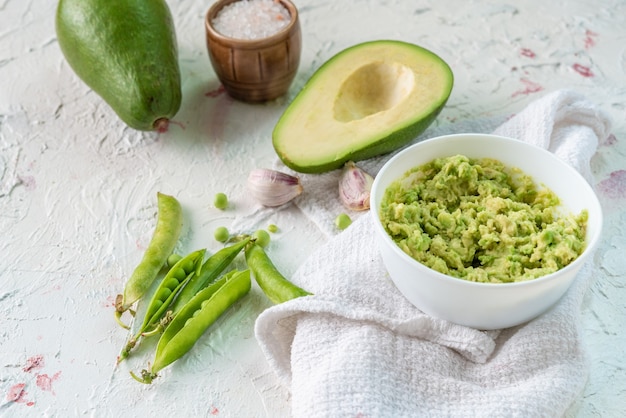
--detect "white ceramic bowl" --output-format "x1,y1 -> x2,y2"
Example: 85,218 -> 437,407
370,133 -> 603,330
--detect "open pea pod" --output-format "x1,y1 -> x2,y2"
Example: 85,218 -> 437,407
168,237 -> 250,316
131,269 -> 251,383
117,248 -> 206,363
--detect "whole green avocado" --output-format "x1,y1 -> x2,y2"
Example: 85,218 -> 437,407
56,0 -> 182,132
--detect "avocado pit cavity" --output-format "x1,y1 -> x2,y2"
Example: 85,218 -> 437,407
333,62 -> 415,123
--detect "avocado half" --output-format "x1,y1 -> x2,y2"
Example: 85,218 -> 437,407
56,0 -> 182,132
272,40 -> 454,173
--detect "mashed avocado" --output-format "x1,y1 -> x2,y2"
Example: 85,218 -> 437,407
379,154 -> 588,283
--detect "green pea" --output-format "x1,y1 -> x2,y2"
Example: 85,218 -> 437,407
267,224 -> 279,233
214,226 -> 229,243
213,192 -> 228,210
252,229 -> 271,248
154,287 -> 173,302
150,299 -> 164,311
166,253 -> 183,268
335,213 -> 352,230
116,192 -> 183,322
244,242 -> 311,305
180,257 -> 196,274
169,267 -> 187,281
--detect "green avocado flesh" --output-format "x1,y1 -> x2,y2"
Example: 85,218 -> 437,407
56,0 -> 182,131
272,40 -> 454,173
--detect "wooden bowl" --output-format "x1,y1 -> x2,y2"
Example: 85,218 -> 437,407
205,0 -> 302,102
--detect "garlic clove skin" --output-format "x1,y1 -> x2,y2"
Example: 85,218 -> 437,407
338,161 -> 374,211
247,168 -> 304,207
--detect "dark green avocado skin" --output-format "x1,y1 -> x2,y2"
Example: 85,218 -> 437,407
56,0 -> 182,131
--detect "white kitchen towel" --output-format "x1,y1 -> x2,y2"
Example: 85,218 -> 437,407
255,90 -> 612,417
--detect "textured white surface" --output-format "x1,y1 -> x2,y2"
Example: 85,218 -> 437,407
0,0 -> 624,416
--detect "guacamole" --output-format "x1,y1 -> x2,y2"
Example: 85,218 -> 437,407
379,154 -> 588,283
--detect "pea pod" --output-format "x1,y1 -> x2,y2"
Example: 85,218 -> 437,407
117,249 -> 205,363
168,237 -> 250,316
138,249 -> 205,332
245,242 -> 311,304
131,269 -> 251,383
115,192 -> 183,316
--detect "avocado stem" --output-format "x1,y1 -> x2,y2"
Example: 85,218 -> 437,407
153,118 -> 170,133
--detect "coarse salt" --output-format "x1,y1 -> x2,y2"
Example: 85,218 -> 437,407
212,0 -> 291,40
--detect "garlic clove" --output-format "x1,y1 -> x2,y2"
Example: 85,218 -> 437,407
338,161 -> 374,211
247,168 -> 304,207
